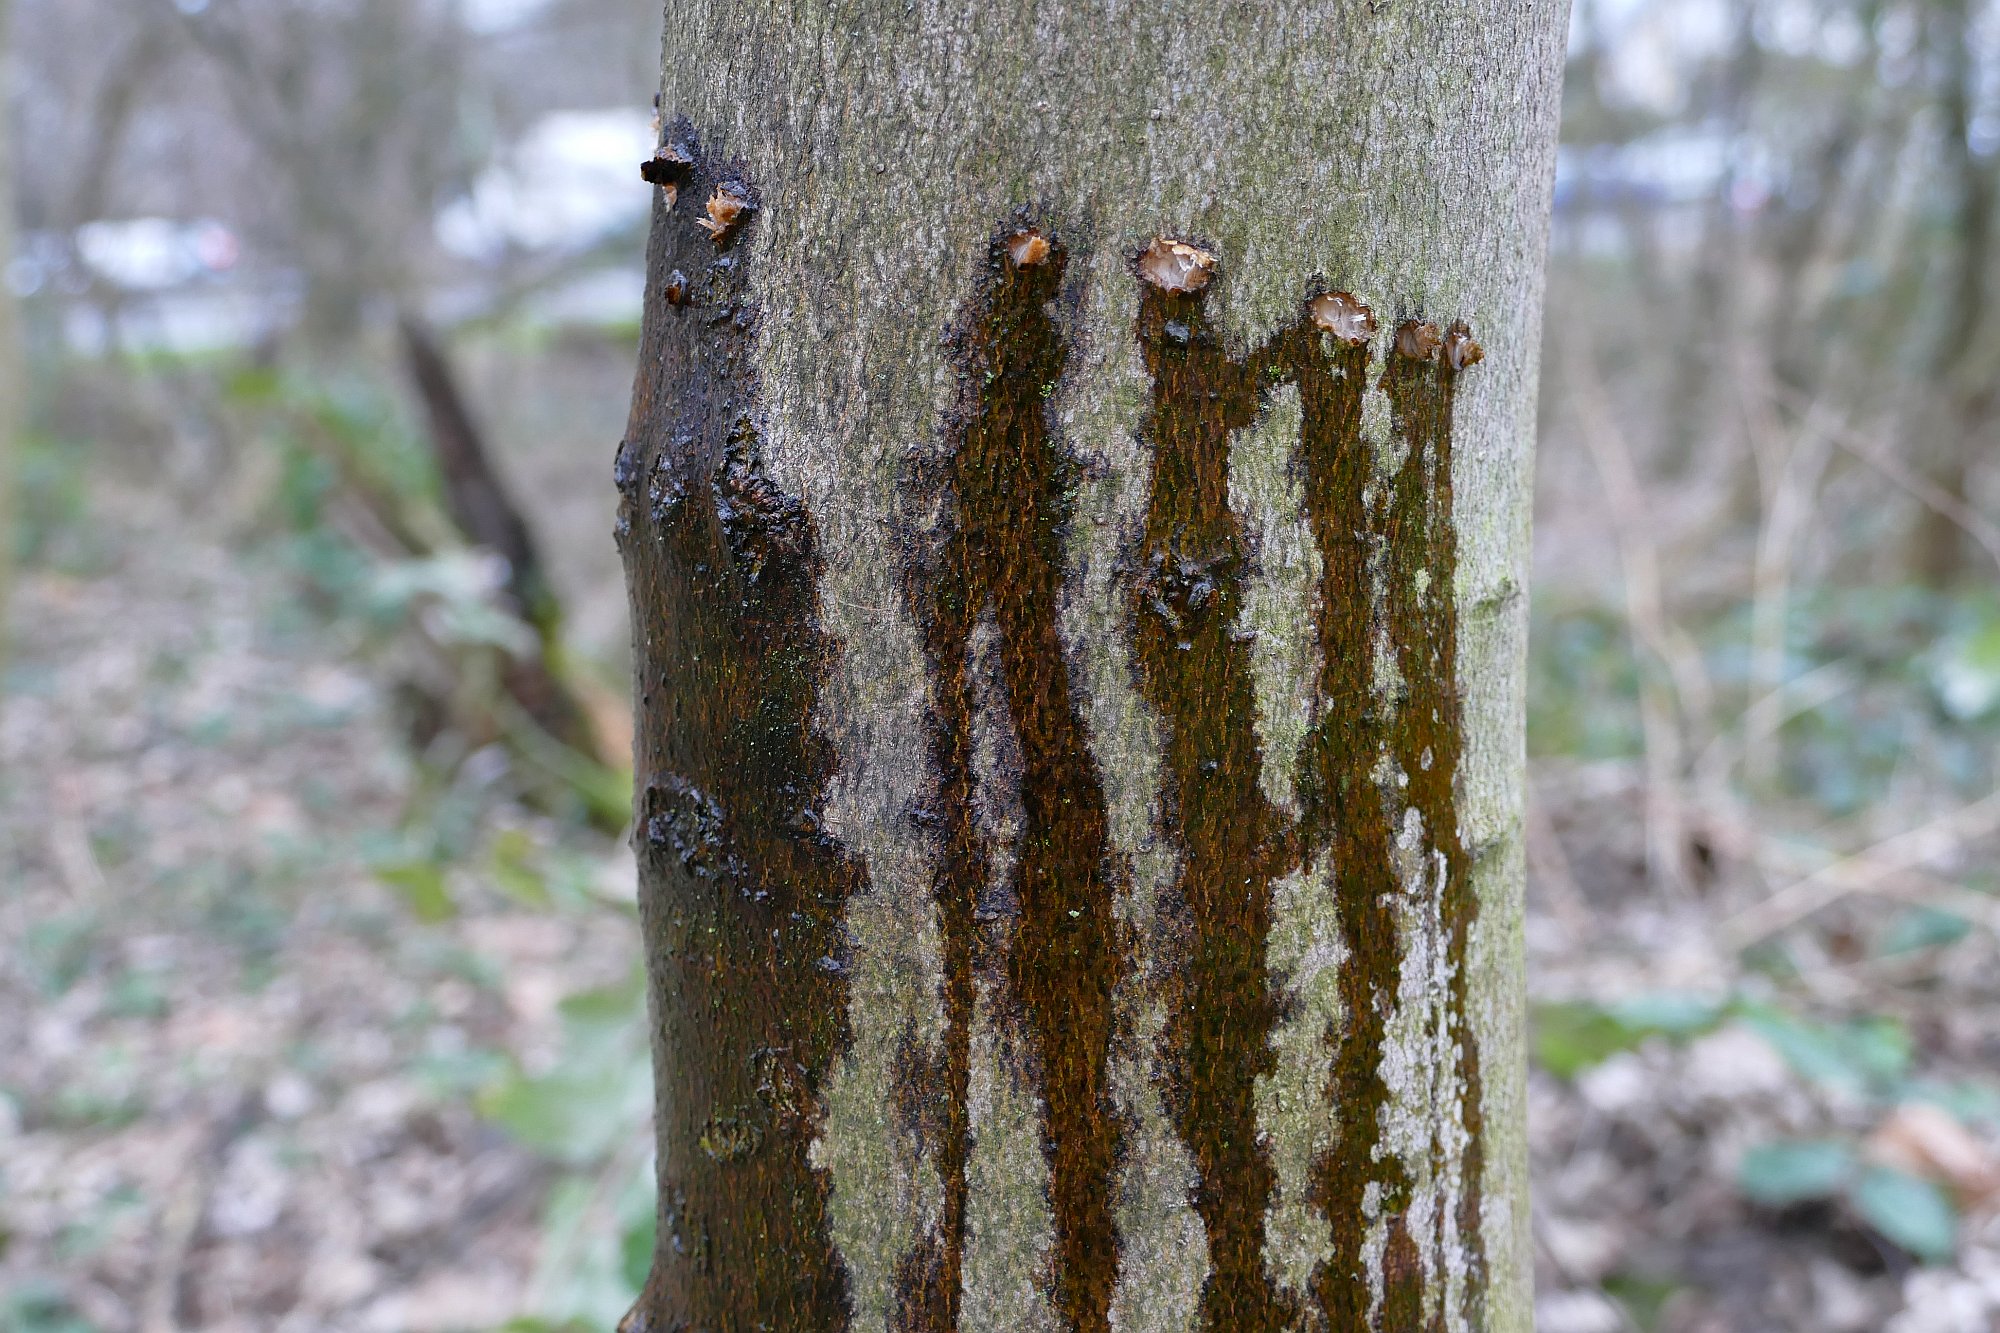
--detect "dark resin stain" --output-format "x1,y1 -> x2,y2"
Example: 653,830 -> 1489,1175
1129,271 -> 1299,1333
901,221 -> 1125,1333
616,123 -> 859,1333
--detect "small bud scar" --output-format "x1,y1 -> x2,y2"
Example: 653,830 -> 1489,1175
697,187 -> 752,243
640,143 -> 694,191
1443,322 -> 1484,370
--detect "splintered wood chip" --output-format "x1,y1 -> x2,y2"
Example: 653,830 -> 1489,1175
1444,323 -> 1485,370
1007,230 -> 1051,268
1396,319 -> 1443,361
697,187 -> 751,242
1309,291 -> 1376,345
1137,237 -> 1216,293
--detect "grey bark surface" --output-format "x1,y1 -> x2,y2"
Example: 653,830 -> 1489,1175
625,1 -> 1567,1328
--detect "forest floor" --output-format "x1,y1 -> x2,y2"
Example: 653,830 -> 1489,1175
6,429 -> 2000,1332
0,466 -> 644,1332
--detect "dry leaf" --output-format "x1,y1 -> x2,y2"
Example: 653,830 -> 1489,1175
1866,1102 -> 2000,1209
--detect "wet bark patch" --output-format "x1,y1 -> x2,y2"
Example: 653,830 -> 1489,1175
619,160 -> 1489,1326
1279,311 -> 1419,1333
1378,322 -> 1486,1330
1128,279 -> 1487,1332
616,123 -> 860,1333
899,220 -> 1126,1333
1291,314 -> 1485,1332
1129,270 -> 1299,1333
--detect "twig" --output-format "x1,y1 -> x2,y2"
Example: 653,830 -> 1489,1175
1734,355 -> 1835,786
1691,658 -> 1858,799
141,1095 -> 262,1333
1768,382 -> 2000,581
1565,340 -> 1709,894
48,816 -> 109,901
1530,1214 -> 1645,1333
1526,774 -> 1595,938
1721,789 -> 2000,948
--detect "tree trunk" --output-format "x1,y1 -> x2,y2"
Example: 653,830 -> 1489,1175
0,0 -> 19,673
396,315 -> 613,775
616,2 -> 1565,1329
1909,0 -> 1996,588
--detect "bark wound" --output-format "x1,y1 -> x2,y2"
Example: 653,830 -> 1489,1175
901,222 -> 1125,1333
616,126 -> 859,1333
1130,267 -> 1297,1333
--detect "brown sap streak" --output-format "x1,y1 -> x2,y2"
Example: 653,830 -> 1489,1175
1130,281 -> 1298,1333
1279,320 -> 1416,1333
902,223 -> 1124,1332
1288,313 -> 1487,1331
1380,335 -> 1485,1329
614,125 -> 859,1333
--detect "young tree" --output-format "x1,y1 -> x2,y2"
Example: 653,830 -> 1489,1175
0,0 -> 19,670
616,2 -> 1566,1328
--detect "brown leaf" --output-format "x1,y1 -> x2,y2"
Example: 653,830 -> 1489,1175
1866,1102 -> 2000,1208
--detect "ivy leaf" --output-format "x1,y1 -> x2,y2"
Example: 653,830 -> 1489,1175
1931,617 -> 2000,721
1879,907 -> 1972,957
491,827 -> 554,908
1739,1007 -> 1911,1097
1532,1002 -> 1636,1078
1738,1139 -> 1856,1207
478,974 -> 651,1163
1532,993 -> 1726,1079
621,1208 -> 657,1292
374,860 -> 455,922
1609,992 -> 1725,1037
1851,1166 -> 1958,1262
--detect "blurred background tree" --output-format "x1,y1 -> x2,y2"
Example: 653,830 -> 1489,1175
0,0 -> 18,672
7,0 -> 2000,1329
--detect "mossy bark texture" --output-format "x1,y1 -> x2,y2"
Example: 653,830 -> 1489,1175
617,2 -> 1566,1330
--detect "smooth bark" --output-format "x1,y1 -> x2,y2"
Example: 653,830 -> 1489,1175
618,2 -> 1566,1328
